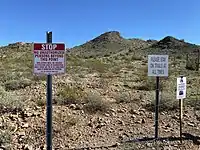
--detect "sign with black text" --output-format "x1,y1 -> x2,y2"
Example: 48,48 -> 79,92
148,55 -> 168,77
176,77 -> 186,99
33,43 -> 66,75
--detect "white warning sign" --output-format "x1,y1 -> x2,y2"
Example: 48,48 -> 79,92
176,77 -> 186,99
148,55 -> 168,77
33,43 -> 66,75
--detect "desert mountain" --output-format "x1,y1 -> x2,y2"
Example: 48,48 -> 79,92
69,31 -> 152,58
1,31 -> 199,58
69,31 -> 199,58
152,36 -> 197,49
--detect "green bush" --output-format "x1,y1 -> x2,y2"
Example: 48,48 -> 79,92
115,92 -> 132,104
133,77 -> 157,91
131,55 -> 143,61
186,59 -> 196,70
54,110 -> 78,129
4,78 -> 32,91
83,92 -> 110,114
176,55 -> 182,59
36,98 -> 46,107
32,75 -> 46,82
56,85 -> 85,105
84,59 -> 109,73
145,91 -> 178,112
0,86 -> 23,113
0,130 -> 11,146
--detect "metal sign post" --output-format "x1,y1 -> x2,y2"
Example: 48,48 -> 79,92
155,76 -> 159,139
33,32 -> 65,150
46,31 -> 53,150
176,76 -> 187,143
148,55 -> 168,140
179,98 -> 183,143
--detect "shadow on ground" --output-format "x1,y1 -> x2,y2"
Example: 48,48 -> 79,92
65,133 -> 200,150
123,133 -> 200,145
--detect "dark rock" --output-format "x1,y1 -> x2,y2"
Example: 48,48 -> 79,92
141,119 -> 145,124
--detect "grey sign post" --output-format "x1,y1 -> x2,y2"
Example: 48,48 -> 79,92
148,55 -> 168,139
33,32 -> 66,150
46,31 -> 53,150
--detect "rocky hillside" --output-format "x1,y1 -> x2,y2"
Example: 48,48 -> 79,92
1,34 -> 200,149
151,36 -> 195,49
69,31 -> 152,58
69,31 -> 200,58
143,36 -> 199,56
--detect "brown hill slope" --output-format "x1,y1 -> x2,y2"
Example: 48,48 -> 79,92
144,36 -> 199,55
69,31 -> 200,58
69,31 -> 152,58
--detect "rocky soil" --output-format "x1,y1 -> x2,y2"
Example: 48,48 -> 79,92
0,70 -> 200,150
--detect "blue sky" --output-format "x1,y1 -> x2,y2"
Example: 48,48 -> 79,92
1,0 -> 200,48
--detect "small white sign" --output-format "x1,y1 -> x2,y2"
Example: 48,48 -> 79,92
176,77 -> 186,99
148,55 -> 168,77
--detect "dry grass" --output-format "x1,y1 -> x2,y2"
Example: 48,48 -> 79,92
186,59 -> 197,70
4,78 -> 32,91
0,130 -> 11,148
0,86 -> 23,113
115,91 -> 136,104
36,97 -> 46,107
54,109 -> 78,129
133,77 -> 157,91
144,79 -> 179,112
56,84 -> 86,105
83,92 -> 110,114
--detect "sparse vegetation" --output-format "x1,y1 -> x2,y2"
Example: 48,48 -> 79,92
0,130 -> 11,147
133,77 -> 156,91
4,78 -> 32,91
130,55 -> 143,61
36,98 -> 46,107
56,84 -> 86,105
145,91 -> 179,112
115,91 -> 132,103
186,59 -> 197,70
144,79 -> 179,112
54,109 -> 78,130
84,58 -> 110,73
83,92 -> 110,114
0,86 -> 23,113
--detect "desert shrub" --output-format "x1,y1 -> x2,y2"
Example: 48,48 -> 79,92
0,71 -> 22,83
56,85 -> 85,105
32,75 -> 46,82
54,110 -> 78,130
36,98 -> 46,107
111,65 -> 122,74
186,59 -> 196,70
0,86 -> 23,113
176,55 -> 182,59
68,55 -> 84,67
133,65 -> 166,91
84,59 -> 110,73
0,130 -> 11,146
115,92 -> 133,104
133,77 -> 157,91
83,92 -> 110,114
131,55 -> 143,61
65,116 -> 78,127
145,90 -> 178,112
4,78 -> 32,91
